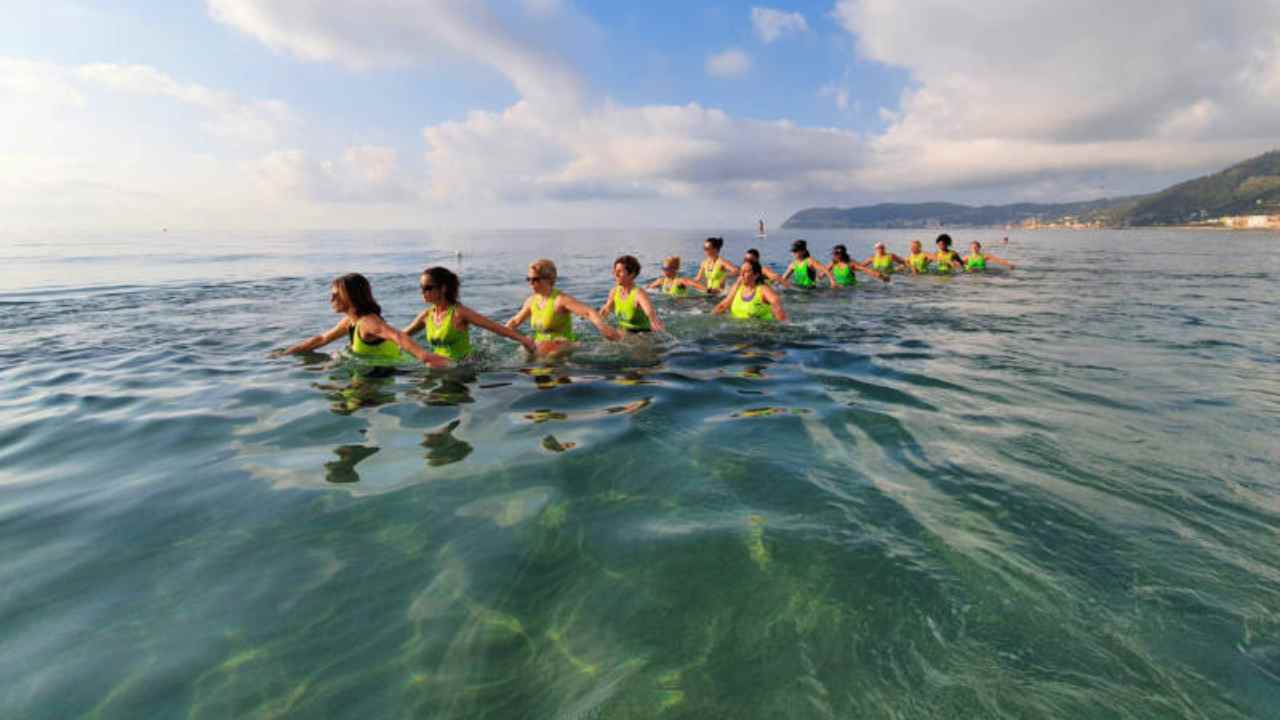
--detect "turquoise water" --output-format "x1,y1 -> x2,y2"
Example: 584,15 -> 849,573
2,228 -> 1278,718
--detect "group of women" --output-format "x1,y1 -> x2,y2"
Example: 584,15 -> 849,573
281,233 -> 1014,366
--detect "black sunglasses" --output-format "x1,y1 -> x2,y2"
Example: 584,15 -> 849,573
526,276 -> 543,283
420,284 -> 437,292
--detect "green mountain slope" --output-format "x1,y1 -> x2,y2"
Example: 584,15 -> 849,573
781,149 -> 1280,229
1127,150 -> 1280,225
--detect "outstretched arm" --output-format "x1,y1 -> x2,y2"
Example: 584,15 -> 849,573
693,262 -> 707,284
811,259 -> 836,288
719,258 -> 740,276
402,309 -> 428,336
712,293 -> 733,315
891,254 -> 909,271
281,319 -> 350,355
505,298 -> 532,330
986,253 -> 1016,269
855,262 -> 889,283
598,290 -> 616,317
646,277 -> 664,290
781,262 -> 795,281
679,278 -> 709,293
761,286 -> 788,322
558,293 -> 622,341
364,316 -> 449,368
459,304 -> 536,353
762,266 -> 790,287
634,288 -> 665,332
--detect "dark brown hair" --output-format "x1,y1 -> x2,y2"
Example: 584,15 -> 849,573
422,266 -> 460,305
614,255 -> 641,277
333,273 -> 381,317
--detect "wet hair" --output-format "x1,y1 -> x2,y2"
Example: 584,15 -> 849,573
740,258 -> 763,279
909,239 -> 923,248
935,233 -> 953,249
970,240 -> 982,250
529,259 -> 557,282
421,266 -> 460,305
333,273 -> 381,317
831,244 -> 851,263
704,237 -> 724,251
790,239 -> 809,259
745,248 -> 760,260
663,255 -> 680,271
614,255 -> 641,277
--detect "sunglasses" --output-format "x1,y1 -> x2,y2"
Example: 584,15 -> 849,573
662,266 -> 677,272
420,284 -> 437,292
526,276 -> 543,284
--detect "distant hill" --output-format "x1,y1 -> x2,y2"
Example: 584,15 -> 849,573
1125,150 -> 1280,225
781,149 -> 1280,229
782,198 -> 1135,229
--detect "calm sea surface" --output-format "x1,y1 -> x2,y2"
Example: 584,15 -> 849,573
1,228 -> 1278,719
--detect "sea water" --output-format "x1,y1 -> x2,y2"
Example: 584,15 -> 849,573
1,228 -> 1277,718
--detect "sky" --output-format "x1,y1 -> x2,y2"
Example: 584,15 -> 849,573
2,0 -> 1278,231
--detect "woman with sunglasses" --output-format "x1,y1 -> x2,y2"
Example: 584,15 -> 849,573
782,239 -> 835,289
694,237 -> 738,294
601,255 -> 666,334
281,273 -> 447,367
506,259 -> 621,354
403,266 -> 537,361
830,244 -> 888,286
713,259 -> 787,322
646,256 -> 707,297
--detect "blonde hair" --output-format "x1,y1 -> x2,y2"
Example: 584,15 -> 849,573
529,259 -> 557,282
663,256 -> 680,271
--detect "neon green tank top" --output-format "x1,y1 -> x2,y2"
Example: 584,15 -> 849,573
935,250 -> 957,274
702,259 -> 728,291
531,289 -> 576,342
730,284 -> 773,321
349,318 -> 401,361
792,260 -> 815,288
871,255 -> 894,273
832,263 -> 856,286
662,277 -> 689,297
425,304 -> 472,360
612,286 -> 651,331
908,253 -> 930,272
965,254 -> 987,272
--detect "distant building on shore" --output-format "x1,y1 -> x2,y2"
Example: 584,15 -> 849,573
1218,215 -> 1279,229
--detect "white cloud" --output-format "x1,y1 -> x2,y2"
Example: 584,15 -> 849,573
0,57 -> 85,106
76,63 -> 294,144
819,83 -> 850,111
207,0 -> 584,106
751,7 -> 808,44
706,49 -> 751,78
835,0 -> 1280,192
421,99 -> 863,204
257,145 -> 415,203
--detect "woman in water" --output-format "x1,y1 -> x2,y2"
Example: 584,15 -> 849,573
963,241 -> 1016,271
403,266 -> 537,360
282,273 -> 447,367
713,259 -> 787,322
694,237 -> 738,294
646,256 -> 707,297
744,248 -> 789,286
862,242 -> 907,276
782,239 -> 835,289
506,259 -> 621,354
932,234 -> 965,274
600,255 -> 666,334
829,244 -> 888,286
905,240 -> 932,274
